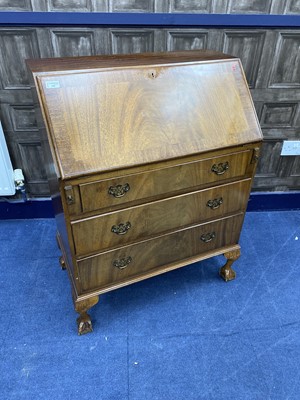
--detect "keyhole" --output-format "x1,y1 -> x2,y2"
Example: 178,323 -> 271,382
148,70 -> 158,79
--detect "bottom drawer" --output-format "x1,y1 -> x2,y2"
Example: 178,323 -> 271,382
78,214 -> 244,293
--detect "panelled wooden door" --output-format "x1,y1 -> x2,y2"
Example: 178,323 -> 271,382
0,0 -> 299,196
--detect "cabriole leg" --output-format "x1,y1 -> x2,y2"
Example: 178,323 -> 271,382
74,296 -> 99,335
219,248 -> 241,282
56,232 -> 66,270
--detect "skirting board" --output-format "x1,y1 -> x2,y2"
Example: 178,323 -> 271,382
247,191 -> 300,212
0,192 -> 299,219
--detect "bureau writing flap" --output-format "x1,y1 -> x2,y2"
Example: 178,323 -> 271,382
29,51 -> 262,179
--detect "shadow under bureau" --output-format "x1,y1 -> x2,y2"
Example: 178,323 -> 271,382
27,50 -> 262,335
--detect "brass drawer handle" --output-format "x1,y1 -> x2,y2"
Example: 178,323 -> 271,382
108,183 -> 130,198
207,197 -> 223,210
113,256 -> 132,270
200,232 -> 216,243
111,222 -> 131,235
211,162 -> 229,175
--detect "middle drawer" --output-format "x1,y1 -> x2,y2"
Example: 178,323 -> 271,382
72,178 -> 251,256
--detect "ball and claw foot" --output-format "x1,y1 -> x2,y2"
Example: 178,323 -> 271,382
219,264 -> 236,281
77,312 -> 93,335
59,256 -> 66,270
219,249 -> 240,282
74,295 -> 99,335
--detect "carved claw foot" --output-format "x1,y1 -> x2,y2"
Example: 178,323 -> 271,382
74,295 -> 99,335
59,256 -> 66,270
219,264 -> 236,281
219,248 -> 241,282
77,312 -> 93,335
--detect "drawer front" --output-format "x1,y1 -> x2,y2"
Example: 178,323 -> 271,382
78,150 -> 252,214
72,179 -> 251,256
78,214 -> 244,292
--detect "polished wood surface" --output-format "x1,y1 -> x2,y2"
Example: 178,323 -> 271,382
78,214 -> 244,292
220,248 -> 241,282
73,294 -> 99,335
27,50 -> 235,74
78,150 -> 252,215
29,50 -> 262,334
34,55 -> 261,179
2,21 -> 294,198
72,179 -> 251,256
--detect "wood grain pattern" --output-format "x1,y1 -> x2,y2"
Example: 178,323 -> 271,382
269,32 -> 300,88
27,49 -> 235,73
78,150 -> 252,215
72,179 -> 251,256
0,29 -> 40,89
27,50 -> 263,333
222,30 -> 266,88
0,27 -> 290,197
0,21 -> 298,196
111,29 -> 155,53
78,213 -> 244,292
51,29 -> 95,57
33,56 -> 261,179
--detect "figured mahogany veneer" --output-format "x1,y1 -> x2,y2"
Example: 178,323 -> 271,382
78,214 -> 244,293
28,50 -> 262,335
78,149 -> 252,215
72,179 -> 251,256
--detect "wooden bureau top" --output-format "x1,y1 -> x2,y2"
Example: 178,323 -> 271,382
27,50 -> 235,73
28,50 -> 262,179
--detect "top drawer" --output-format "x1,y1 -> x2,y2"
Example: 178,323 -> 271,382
76,150 -> 252,215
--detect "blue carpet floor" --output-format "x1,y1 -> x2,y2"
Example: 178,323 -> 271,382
0,211 -> 299,400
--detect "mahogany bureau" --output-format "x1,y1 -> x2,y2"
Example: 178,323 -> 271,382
27,50 -> 262,335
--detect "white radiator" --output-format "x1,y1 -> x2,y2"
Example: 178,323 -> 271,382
0,120 -> 15,196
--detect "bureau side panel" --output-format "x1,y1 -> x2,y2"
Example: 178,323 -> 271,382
28,71 -> 81,296
42,128 -> 80,294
